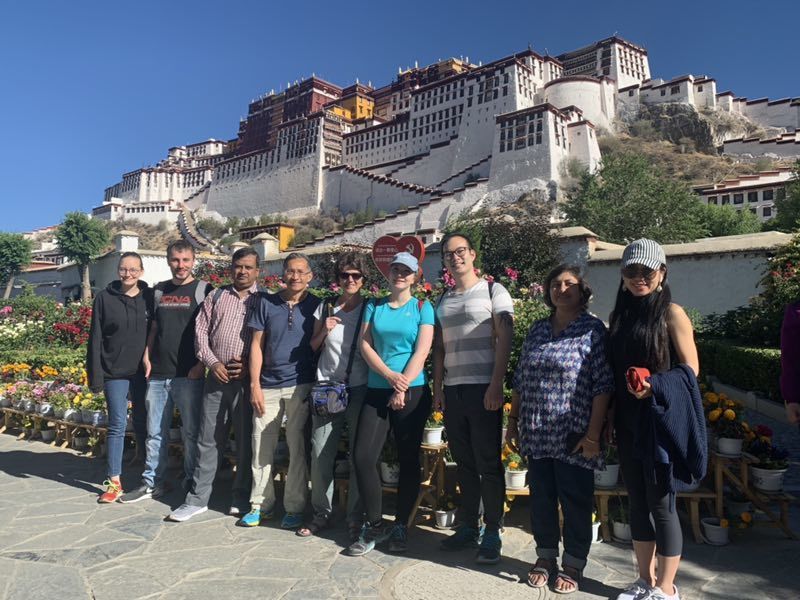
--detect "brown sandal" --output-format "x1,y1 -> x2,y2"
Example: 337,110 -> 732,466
527,558 -> 556,588
296,516 -> 329,537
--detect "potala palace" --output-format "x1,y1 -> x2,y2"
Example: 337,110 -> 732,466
93,35 -> 800,249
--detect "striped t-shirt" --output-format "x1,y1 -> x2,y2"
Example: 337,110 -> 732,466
435,280 -> 514,386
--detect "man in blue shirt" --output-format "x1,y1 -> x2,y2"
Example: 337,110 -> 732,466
239,252 -> 320,530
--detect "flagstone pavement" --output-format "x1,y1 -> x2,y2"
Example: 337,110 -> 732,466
0,431 -> 797,600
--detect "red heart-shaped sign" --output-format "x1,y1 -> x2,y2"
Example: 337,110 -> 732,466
371,235 -> 426,280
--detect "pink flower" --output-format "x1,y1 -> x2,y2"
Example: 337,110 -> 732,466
530,283 -> 544,297
329,282 -> 341,292
442,269 -> 456,288
0,306 -> 12,316
504,267 -> 519,281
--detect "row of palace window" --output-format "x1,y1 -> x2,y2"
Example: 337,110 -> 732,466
707,188 -> 783,206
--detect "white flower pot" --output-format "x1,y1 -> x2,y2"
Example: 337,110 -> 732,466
72,436 -> 89,451
38,402 -> 54,417
701,517 -> 729,545
0,396 -> 12,408
592,521 -> 601,543
380,461 -> 400,486
716,437 -> 743,457
594,464 -> 620,488
82,410 -> 107,427
726,498 -> 752,517
40,429 -> 56,443
63,408 -> 82,423
434,509 -> 457,529
749,466 -> 787,493
422,427 -> 444,445
505,469 -> 528,489
169,428 -> 182,442
612,521 -> 632,542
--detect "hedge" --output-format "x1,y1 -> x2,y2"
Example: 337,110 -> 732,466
0,348 -> 85,370
697,338 -> 781,402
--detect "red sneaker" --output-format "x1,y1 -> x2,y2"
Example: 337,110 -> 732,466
98,479 -> 123,503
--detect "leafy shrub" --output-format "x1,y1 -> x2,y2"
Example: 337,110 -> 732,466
697,339 -> 781,401
0,348 -> 85,370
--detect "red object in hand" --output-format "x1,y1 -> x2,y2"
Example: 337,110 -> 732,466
626,367 -> 651,393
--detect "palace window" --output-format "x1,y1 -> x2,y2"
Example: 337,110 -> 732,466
708,196 -> 718,205
721,195 -> 730,205
671,86 -> 680,95
748,191 -> 758,203
763,189 -> 774,201
733,193 -> 744,204
763,206 -> 773,217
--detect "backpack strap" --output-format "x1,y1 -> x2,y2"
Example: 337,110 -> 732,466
195,281 -> 211,306
488,280 -> 495,299
344,298 -> 369,383
152,284 -> 164,315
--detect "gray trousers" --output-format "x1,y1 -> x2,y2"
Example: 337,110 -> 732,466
309,385 -> 365,523
185,374 -> 252,508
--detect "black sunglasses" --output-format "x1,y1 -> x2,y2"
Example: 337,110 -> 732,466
338,272 -> 363,281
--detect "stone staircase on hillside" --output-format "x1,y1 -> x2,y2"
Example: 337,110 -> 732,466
177,206 -> 215,251
434,155 -> 492,190
339,165 -> 439,196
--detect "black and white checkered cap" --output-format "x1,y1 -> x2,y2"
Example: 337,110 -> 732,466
622,238 -> 666,270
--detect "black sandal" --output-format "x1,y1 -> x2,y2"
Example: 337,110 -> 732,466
296,515 -> 329,537
553,565 -> 582,595
527,558 -> 556,588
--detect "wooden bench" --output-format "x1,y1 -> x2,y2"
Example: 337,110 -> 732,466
594,486 -> 718,544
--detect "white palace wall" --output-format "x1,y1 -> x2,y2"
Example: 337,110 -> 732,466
320,166 -> 436,215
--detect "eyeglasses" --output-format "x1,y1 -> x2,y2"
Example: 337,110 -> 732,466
118,268 -> 141,275
284,269 -> 310,277
442,246 -> 469,261
339,272 -> 363,281
622,266 -> 658,281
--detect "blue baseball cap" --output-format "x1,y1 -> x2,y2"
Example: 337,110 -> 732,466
390,252 -> 419,272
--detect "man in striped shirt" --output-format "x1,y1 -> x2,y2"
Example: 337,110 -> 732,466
432,232 -> 514,564
168,247 -> 261,522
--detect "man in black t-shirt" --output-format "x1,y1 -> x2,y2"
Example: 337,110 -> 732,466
121,240 -> 212,503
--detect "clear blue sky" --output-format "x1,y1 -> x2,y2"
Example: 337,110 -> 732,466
1,0 -> 797,232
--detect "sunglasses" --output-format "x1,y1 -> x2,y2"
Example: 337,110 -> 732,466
622,266 -> 658,281
338,272 -> 363,281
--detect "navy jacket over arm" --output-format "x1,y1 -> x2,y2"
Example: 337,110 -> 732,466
637,364 -> 707,498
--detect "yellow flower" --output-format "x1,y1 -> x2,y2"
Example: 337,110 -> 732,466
725,400 -> 736,408
708,409 -> 722,422
718,393 -> 728,401
723,409 -> 736,421
508,461 -> 518,470
740,512 -> 752,524
85,393 -> 93,399
432,411 -> 443,423
703,392 -> 719,404
720,519 -> 729,528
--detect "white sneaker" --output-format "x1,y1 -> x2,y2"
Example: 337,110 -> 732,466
167,503 -> 208,522
641,586 -> 679,600
616,578 -> 654,600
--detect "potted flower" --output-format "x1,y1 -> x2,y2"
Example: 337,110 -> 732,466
434,494 -> 458,529
707,398 -> 746,456
610,496 -> 631,542
33,384 -> 54,417
380,436 -> 400,486
422,409 -> 445,445
502,447 -> 527,489
746,431 -> 790,493
40,420 -> 56,443
501,390 -> 513,445
591,511 -> 601,543
72,429 -> 89,451
76,391 -> 107,426
4,381 -> 33,410
0,383 -> 10,408
21,415 -> 35,438
725,491 -> 752,518
594,445 -> 620,488
47,385 -> 74,420
701,517 -> 729,545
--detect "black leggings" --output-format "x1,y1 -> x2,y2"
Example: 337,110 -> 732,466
617,430 -> 683,557
353,385 -> 432,525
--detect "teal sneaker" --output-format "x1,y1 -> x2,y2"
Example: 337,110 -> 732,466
440,525 -> 481,551
236,508 -> 273,527
386,523 -> 408,553
476,528 -> 502,564
281,512 -> 303,530
346,521 -> 389,556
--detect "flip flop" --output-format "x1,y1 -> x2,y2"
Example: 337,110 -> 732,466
296,516 -> 329,537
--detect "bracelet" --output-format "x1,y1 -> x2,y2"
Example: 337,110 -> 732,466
584,436 -> 599,444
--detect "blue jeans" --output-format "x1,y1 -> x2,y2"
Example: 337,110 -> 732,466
142,377 -> 204,488
104,374 -> 146,479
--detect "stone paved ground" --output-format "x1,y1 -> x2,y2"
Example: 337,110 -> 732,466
0,428 -> 798,600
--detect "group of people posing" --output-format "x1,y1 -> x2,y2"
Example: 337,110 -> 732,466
87,234 -> 702,600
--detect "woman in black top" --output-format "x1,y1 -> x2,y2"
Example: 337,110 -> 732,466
87,252 -> 151,503
608,240 -> 698,600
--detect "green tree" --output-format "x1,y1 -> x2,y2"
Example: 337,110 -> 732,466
771,160 -> 800,232
55,212 -> 110,301
564,153 -> 707,244
0,232 -> 33,299
699,203 -> 762,238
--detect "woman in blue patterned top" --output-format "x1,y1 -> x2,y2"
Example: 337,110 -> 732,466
506,265 -> 614,595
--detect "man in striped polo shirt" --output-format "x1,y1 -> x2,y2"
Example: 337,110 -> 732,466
432,232 -> 514,564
